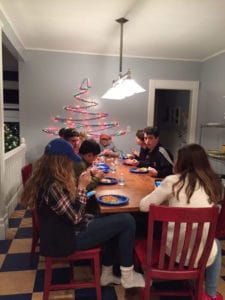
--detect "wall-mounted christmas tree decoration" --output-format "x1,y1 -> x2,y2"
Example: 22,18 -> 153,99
43,78 -> 129,138
4,123 -> 20,152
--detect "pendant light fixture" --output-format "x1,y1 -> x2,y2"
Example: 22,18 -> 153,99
101,17 -> 145,100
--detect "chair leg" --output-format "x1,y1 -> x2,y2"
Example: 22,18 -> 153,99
43,259 -> 52,300
143,276 -> 150,300
93,254 -> 101,300
69,261 -> 74,283
30,230 -> 39,265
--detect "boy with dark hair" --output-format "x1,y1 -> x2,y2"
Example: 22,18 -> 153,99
141,126 -> 173,178
74,139 -> 105,191
125,126 -> 173,178
58,127 -> 66,138
62,128 -> 80,154
74,139 -> 105,216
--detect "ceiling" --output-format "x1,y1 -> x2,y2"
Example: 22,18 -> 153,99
0,0 -> 225,61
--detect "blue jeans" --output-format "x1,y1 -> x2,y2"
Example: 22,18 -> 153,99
205,239 -> 222,298
74,213 -> 136,267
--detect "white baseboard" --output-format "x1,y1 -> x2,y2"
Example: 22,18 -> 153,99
0,185 -> 23,240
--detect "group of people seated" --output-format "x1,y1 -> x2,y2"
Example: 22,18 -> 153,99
20,126 -> 224,300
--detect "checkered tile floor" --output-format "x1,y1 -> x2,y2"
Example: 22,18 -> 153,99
0,204 -> 225,300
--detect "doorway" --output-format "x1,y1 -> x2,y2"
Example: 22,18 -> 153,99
147,80 -> 199,157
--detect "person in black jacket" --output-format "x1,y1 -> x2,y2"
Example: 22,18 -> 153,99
20,138 -> 145,289
125,126 -> 173,178
125,129 -> 148,162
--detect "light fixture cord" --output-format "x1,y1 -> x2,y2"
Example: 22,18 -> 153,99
116,18 -> 128,75
119,21 -> 124,74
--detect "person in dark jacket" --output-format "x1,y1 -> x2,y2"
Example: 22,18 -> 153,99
125,126 -> 173,178
125,129 -> 148,162
20,138 -> 145,289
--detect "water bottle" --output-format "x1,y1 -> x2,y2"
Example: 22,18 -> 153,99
111,162 -> 116,173
118,172 -> 125,186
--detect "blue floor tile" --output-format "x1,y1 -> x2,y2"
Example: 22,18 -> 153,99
8,218 -> 21,228
1,253 -> 37,271
0,240 -> 11,254
33,270 -> 44,292
24,209 -> 32,218
34,268 -> 70,292
15,204 -> 25,210
15,227 -> 32,238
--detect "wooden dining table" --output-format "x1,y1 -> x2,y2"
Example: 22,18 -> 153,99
95,159 -> 156,214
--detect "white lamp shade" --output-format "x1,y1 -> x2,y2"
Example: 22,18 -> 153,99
102,78 -> 145,100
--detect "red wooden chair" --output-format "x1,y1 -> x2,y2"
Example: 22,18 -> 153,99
30,208 -> 40,263
43,247 -> 102,300
215,194 -> 225,239
21,163 -> 33,186
215,195 -> 225,254
21,164 -> 40,263
134,205 -> 219,300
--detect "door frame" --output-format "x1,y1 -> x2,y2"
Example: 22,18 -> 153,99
147,80 -> 199,143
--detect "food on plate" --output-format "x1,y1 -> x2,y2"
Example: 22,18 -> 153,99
101,195 -> 119,203
101,178 -> 112,183
135,167 -> 148,172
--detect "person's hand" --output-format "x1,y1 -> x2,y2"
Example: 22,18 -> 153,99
90,168 -> 105,180
124,159 -> 138,166
78,171 -> 92,189
126,153 -> 134,159
95,170 -> 105,180
131,148 -> 139,157
104,149 -> 114,156
148,167 -> 158,177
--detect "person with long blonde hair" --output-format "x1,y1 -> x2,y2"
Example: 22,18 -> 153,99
140,143 -> 224,300
20,138 -> 145,288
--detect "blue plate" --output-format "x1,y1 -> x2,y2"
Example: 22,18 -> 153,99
129,167 -> 148,174
94,163 -> 110,173
99,177 -> 118,185
95,163 -> 110,169
97,194 -> 129,206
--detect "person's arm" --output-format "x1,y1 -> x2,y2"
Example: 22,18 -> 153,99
102,142 -> 120,157
73,161 -> 85,179
86,169 -> 105,191
137,160 -> 149,168
48,182 -> 87,225
138,147 -> 173,177
139,177 -> 172,212
155,148 -> 173,178
157,162 -> 173,178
